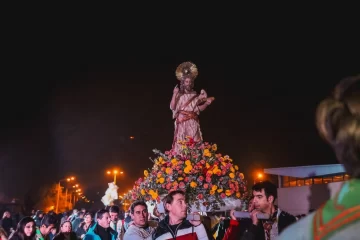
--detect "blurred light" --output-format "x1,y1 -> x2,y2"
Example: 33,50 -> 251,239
70,177 -> 75,180
107,171 -> 111,174
114,170 -> 118,174
130,136 -> 135,139
257,173 -> 263,178
120,171 -> 124,174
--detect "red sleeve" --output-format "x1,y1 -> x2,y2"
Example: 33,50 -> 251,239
222,220 -> 240,240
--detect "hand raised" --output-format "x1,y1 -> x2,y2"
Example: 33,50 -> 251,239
173,85 -> 179,94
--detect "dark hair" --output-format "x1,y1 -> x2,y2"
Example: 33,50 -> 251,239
96,209 -> 109,220
84,212 -> 93,218
41,214 -> 57,227
15,217 -> 36,239
109,205 -> 120,214
316,74 -> 360,178
252,181 -> 277,201
60,220 -> 72,231
130,201 -> 147,214
163,190 -> 185,213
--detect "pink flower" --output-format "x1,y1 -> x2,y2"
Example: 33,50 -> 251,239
220,193 -> 226,199
179,182 -> 186,189
206,177 -> 212,183
203,183 -> 209,189
197,194 -> 204,200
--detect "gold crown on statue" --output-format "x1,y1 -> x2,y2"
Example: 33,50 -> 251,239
176,62 -> 198,81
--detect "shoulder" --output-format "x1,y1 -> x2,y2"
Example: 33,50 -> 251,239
279,210 -> 297,222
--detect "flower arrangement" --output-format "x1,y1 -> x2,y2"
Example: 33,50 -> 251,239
122,137 -> 247,211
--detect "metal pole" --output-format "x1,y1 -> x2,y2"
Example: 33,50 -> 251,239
65,188 -> 68,209
114,173 -> 117,184
56,182 -> 61,213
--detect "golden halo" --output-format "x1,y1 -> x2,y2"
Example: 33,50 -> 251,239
175,62 -> 198,81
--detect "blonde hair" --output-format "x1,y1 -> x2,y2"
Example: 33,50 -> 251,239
316,74 -> 360,177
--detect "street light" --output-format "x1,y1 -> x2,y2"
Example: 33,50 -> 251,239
106,169 -> 124,184
253,172 -> 264,184
56,176 -> 75,213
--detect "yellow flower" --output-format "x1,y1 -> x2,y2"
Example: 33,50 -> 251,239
206,163 -> 210,169
210,190 -> 215,195
159,177 -> 165,184
203,149 -> 211,157
171,158 -> 178,165
151,191 -> 158,200
234,165 -> 239,170
144,170 -> 149,177
184,167 -> 191,174
212,185 -> 218,191
157,172 -> 162,178
158,157 -> 164,164
211,144 -> 217,151
190,181 -> 197,188
230,167 -> 235,172
225,190 -> 232,196
178,177 -> 184,181
236,192 -> 241,198
217,188 -> 223,193
141,189 -> 146,195
165,168 -> 172,174
185,160 -> 191,166
239,173 -> 245,180
229,173 -> 235,179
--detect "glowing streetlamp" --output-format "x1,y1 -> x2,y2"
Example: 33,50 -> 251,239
106,169 -> 124,184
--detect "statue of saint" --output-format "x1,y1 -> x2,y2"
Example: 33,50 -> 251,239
170,62 -> 214,153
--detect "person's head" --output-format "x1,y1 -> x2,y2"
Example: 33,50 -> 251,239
130,200 -> 148,227
164,190 -> 187,221
176,62 -> 198,93
16,216 -> 36,238
252,181 -> 277,213
83,212 -> 93,224
96,209 -> 110,229
109,205 -> 120,222
180,77 -> 194,93
316,74 -> 360,178
78,212 -> 84,219
60,221 -> 72,234
39,214 -> 57,236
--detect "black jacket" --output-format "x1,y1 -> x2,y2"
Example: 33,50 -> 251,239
241,210 -> 296,240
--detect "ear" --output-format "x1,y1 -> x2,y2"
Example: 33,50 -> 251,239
268,195 -> 274,204
165,203 -> 171,212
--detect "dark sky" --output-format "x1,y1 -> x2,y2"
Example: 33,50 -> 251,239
1,23 -> 359,202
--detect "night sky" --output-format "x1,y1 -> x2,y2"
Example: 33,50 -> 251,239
1,25 -> 359,203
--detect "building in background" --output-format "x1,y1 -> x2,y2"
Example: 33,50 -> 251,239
263,164 -> 347,216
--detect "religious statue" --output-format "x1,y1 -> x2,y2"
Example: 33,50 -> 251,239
170,62 -> 214,153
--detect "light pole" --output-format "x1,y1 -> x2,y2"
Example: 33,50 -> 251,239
56,177 -> 75,213
106,169 -> 123,184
